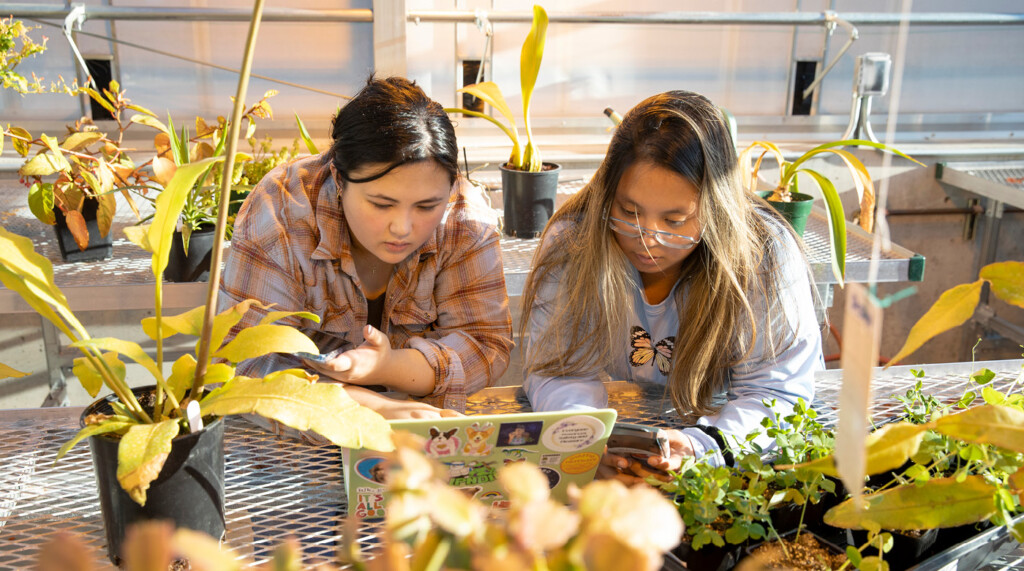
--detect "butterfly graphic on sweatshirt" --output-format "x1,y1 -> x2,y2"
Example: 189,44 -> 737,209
628,325 -> 675,375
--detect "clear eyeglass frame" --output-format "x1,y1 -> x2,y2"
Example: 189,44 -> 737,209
607,215 -> 702,250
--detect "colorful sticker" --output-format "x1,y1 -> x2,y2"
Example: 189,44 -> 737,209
449,461 -> 497,487
425,427 -> 460,457
540,453 -> 562,466
354,456 -> 390,484
457,485 -> 483,499
541,415 -> 606,452
502,448 -> 535,465
462,422 -> 496,456
539,466 -> 561,489
444,460 -> 471,479
354,487 -> 386,520
560,452 -> 601,475
497,421 -> 543,447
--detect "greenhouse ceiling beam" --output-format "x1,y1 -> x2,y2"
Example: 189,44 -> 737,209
0,4 -> 373,23
406,10 -> 1024,27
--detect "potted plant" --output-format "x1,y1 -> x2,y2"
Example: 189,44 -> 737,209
738,139 -> 923,285
0,6 -> 393,565
3,84 -> 164,262
445,4 -> 559,238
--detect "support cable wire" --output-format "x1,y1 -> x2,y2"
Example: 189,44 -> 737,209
27,17 -> 352,99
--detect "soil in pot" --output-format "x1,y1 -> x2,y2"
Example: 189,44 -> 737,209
53,199 -> 114,263
743,529 -> 847,570
671,534 -> 743,571
84,387 -> 225,566
756,190 -> 814,237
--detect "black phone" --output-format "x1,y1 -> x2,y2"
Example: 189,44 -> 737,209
607,422 -> 669,458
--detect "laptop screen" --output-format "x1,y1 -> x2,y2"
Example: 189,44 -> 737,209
342,409 -> 618,519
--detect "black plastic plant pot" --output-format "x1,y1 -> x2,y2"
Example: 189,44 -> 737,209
671,537 -> 743,571
846,527 -> 939,571
165,225 -> 216,282
83,387 -> 226,565
53,199 -> 114,263
757,190 -> 814,237
500,162 -> 561,238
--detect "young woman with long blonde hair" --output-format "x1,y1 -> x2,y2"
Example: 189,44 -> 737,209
521,90 -> 822,479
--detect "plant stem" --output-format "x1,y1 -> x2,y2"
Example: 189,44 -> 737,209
190,0 -> 265,401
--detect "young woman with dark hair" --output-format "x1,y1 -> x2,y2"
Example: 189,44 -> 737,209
520,90 -> 823,480
221,76 -> 513,420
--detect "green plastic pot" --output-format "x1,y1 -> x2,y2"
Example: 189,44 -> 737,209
757,190 -> 814,237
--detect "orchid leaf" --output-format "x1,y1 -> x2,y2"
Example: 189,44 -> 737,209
888,280 -> 983,366
825,476 -> 997,530
72,351 -> 126,398
199,375 -> 393,451
213,324 -> 318,363
56,419 -> 134,461
148,157 -> 225,277
519,5 -> 549,173
931,404 -> 1024,453
0,363 -> 28,379
797,169 -> 846,284
295,113 -> 319,154
118,419 -> 181,505
980,261 -> 1024,309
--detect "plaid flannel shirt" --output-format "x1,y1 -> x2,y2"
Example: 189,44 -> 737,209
219,153 -> 512,411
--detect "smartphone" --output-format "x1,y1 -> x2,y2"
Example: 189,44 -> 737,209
607,422 -> 669,458
292,347 -> 345,364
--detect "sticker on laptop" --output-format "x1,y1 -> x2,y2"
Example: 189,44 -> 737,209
425,427 -> 460,457
353,487 -> 386,520
541,415 -> 607,452
354,456 -> 390,484
497,421 -> 543,447
539,466 -> 561,489
462,422 -> 496,456
561,452 -> 601,474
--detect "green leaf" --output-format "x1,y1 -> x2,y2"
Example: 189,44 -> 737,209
213,324 -> 317,363
56,419 -> 134,461
125,103 -> 158,118
825,476 -> 997,530
130,114 -> 169,134
19,151 -> 67,176
72,351 -> 125,398
970,368 -> 997,385
980,261 -> 1024,309
982,386 -> 1006,405
888,280 -> 983,366
931,404 -> 1024,453
859,557 -> 889,571
199,375 -> 393,451
9,126 -> 33,156
27,182 -> 55,225
519,5 -> 548,173
148,157 -> 225,277
294,113 -> 318,154
797,169 -> 846,284
118,419 -> 181,505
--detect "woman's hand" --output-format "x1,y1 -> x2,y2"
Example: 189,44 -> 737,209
305,324 -> 392,385
343,385 -> 461,420
596,429 -> 695,485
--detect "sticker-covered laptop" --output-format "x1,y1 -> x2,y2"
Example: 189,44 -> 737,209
342,408 -> 618,519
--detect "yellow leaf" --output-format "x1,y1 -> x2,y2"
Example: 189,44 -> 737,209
27,182 -> 55,225
71,337 -> 163,385
64,209 -> 90,251
825,476 -> 997,530
142,305 -> 206,340
9,126 -> 33,156
213,324 -> 317,363
151,156 -> 177,186
20,152 -> 67,176
980,261 -> 1024,309
931,404 -> 1024,453
60,131 -> 105,152
72,351 -> 126,398
96,193 -> 116,238
209,299 -> 277,353
56,419 -> 134,461
129,114 -> 168,134
148,157 -> 225,277
0,363 -> 29,379
888,280 -> 983,366
200,375 -> 393,451
785,422 -> 925,478
123,224 -> 153,253
117,419 -> 180,505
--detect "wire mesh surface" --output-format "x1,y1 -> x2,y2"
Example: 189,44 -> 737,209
938,160 -> 1024,210
1,360 -> 1021,569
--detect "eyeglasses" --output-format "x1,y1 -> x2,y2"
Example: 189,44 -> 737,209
607,215 -> 702,250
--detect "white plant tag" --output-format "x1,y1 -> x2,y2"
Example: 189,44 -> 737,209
838,283 -> 883,510
186,399 -> 203,433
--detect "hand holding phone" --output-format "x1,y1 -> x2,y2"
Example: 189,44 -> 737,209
606,422 -> 672,480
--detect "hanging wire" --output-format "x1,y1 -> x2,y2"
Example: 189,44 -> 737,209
27,16 -> 352,99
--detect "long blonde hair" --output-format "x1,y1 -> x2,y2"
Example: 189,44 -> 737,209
520,90 -> 810,417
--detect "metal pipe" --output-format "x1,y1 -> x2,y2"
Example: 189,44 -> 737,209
884,206 -> 1023,216
407,10 -> 1024,26
0,4 -> 373,22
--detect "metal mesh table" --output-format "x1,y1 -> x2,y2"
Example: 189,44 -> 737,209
0,359 -> 1020,569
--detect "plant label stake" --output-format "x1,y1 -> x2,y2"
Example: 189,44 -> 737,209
186,400 -> 203,433
838,283 -> 883,508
